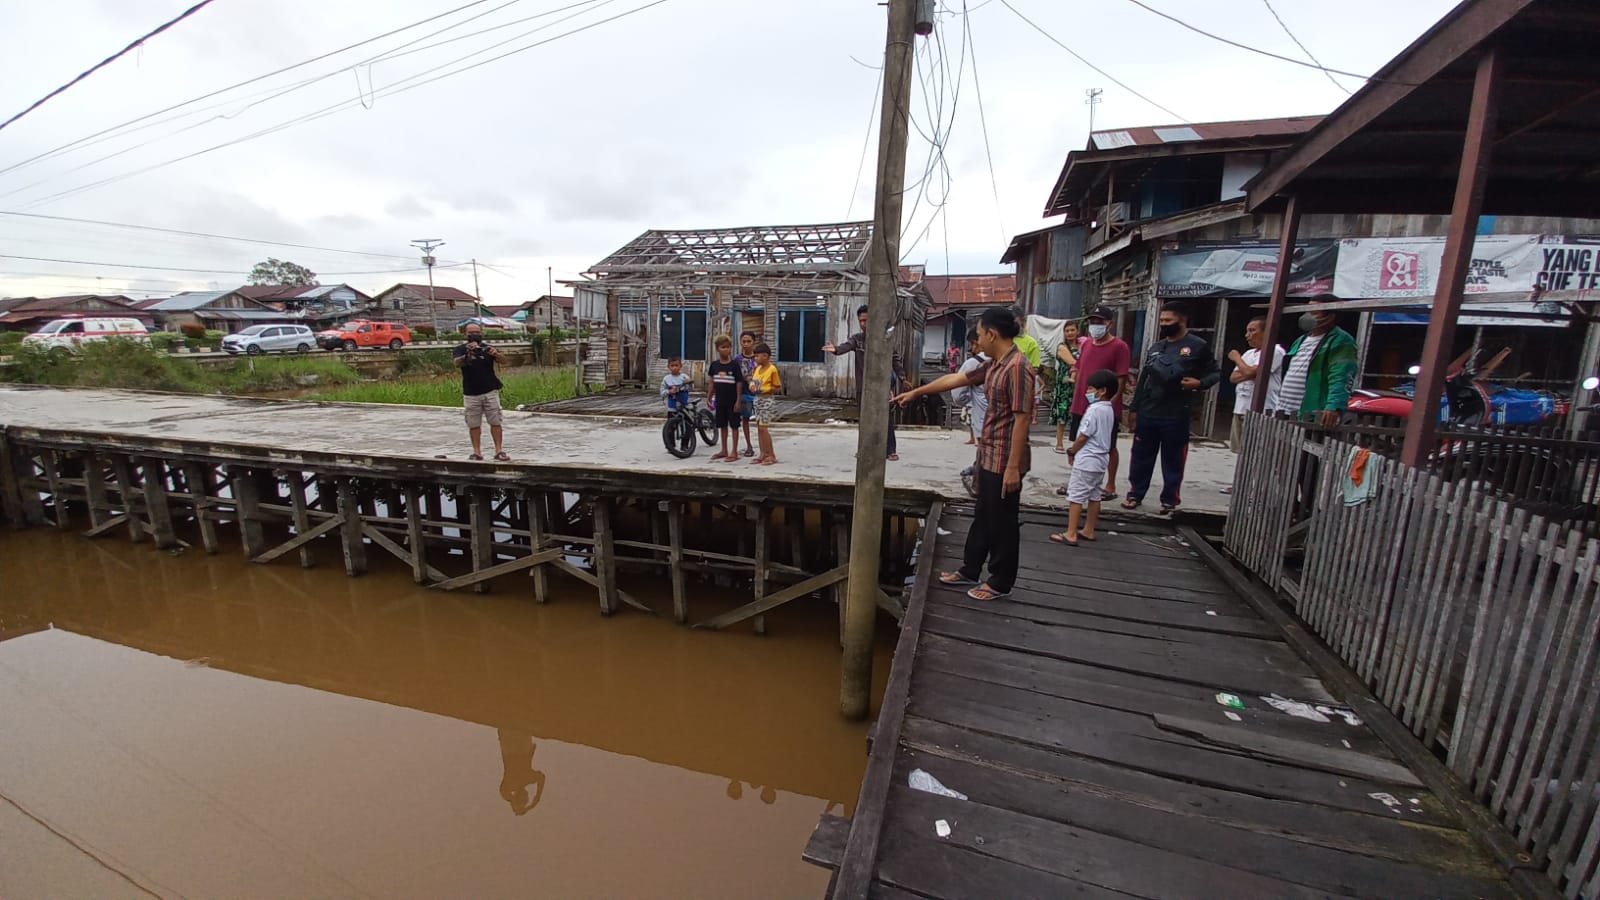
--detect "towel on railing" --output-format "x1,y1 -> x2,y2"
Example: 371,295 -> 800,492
1343,447 -> 1377,507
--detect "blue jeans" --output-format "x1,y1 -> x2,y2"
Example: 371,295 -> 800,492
1128,414 -> 1189,508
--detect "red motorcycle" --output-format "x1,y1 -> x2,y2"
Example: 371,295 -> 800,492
1347,347 -> 1569,426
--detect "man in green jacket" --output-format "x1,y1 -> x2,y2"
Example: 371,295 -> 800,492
1277,297 -> 1358,426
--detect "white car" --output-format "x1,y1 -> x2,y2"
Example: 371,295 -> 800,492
23,317 -> 150,350
221,324 -> 316,355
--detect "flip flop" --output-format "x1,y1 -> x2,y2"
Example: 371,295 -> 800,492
1100,490 -> 1119,502
494,452 -> 511,461
887,453 -> 899,461
938,571 -> 977,586
1049,532 -> 1079,547
467,453 -> 484,461
710,452 -> 728,460
967,584 -> 1010,601
1120,497 -> 1140,510
1078,533 -> 1097,542
1160,504 -> 1178,515
1053,447 -> 1069,454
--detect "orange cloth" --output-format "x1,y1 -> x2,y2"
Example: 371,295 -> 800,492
1349,447 -> 1371,487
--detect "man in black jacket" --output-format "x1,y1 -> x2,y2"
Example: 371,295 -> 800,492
1123,302 -> 1219,513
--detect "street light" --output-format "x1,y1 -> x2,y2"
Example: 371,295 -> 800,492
410,238 -> 445,335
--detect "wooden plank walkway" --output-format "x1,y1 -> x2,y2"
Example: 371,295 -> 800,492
806,507 -> 1522,899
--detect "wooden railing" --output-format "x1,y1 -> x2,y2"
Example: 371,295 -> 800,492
1226,413 -> 1600,898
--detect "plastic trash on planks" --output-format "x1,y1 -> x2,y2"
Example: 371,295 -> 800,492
909,768 -> 967,800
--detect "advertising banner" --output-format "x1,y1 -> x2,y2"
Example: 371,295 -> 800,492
1343,234 -> 1592,326
1156,240 -> 1336,299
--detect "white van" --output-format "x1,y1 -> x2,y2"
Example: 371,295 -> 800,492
23,317 -> 151,351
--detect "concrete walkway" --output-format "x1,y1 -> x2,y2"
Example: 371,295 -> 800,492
0,386 -> 1235,517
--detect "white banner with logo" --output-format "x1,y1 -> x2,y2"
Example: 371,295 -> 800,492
1333,234 -> 1544,299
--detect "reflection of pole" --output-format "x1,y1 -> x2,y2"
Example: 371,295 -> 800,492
842,0 -> 918,721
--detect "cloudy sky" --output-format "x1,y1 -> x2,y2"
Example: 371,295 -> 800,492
0,0 -> 1459,305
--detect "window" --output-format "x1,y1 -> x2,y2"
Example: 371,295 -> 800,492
392,299 -> 402,310
777,309 -> 827,363
659,308 -> 708,361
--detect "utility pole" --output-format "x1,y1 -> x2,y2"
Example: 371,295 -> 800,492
471,258 -> 482,307
841,0 -> 925,721
411,238 -> 444,335
547,265 -> 556,365
1086,87 -> 1103,134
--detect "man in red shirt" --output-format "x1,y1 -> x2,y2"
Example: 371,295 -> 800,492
1066,306 -> 1130,501
895,307 -> 1033,601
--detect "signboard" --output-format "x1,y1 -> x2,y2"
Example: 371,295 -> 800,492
1344,234 -> 1592,327
1156,240 -> 1335,299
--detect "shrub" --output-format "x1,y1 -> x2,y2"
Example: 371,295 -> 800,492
0,344 -> 73,384
413,324 -> 437,338
148,332 -> 184,352
178,322 -> 206,339
0,331 -> 24,353
396,347 -> 455,376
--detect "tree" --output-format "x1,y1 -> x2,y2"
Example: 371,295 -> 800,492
248,258 -> 318,286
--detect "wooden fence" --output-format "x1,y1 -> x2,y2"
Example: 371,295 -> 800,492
1226,413 -> 1600,898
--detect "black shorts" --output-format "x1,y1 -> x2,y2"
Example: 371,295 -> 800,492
714,403 -> 739,430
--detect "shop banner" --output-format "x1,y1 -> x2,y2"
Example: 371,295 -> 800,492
1156,240 -> 1335,299
1334,234 -> 1545,298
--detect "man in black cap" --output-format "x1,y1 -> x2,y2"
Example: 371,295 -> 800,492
1063,306 -> 1130,501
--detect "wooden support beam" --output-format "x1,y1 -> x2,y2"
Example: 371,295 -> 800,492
336,477 -> 367,576
1255,194 -> 1301,414
529,491 -> 552,604
693,564 -> 849,631
140,458 -> 178,548
592,497 -> 619,615
834,511 -> 850,645
285,472 -> 316,567
363,522 -> 447,583
786,505 -> 805,569
83,514 -> 130,538
231,468 -> 267,558
665,500 -> 687,622
403,483 -> 428,584
83,453 -> 111,532
109,455 -> 144,543
251,514 -> 342,564
182,462 -> 219,554
547,558 -> 652,614
39,450 -> 69,530
876,587 -> 904,621
431,547 -> 563,592
469,488 -> 494,595
750,504 -> 768,636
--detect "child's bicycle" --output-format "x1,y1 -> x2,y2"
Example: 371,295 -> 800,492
663,395 -> 719,458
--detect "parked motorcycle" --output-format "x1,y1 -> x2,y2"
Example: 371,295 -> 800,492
1347,347 -> 1569,425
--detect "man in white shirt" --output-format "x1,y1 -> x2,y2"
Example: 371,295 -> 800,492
1226,315 -> 1284,454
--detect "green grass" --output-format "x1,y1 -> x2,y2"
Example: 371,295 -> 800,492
306,367 -> 576,407
0,340 -> 362,393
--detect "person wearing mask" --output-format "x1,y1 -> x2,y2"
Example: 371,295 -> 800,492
453,322 -> 508,461
1065,306 -> 1131,501
1278,296 -> 1358,426
1123,302 -> 1219,513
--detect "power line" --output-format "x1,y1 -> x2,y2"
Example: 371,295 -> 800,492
1260,0 -> 1352,95
962,2 -> 1007,244
18,0 -> 673,208
0,0 -> 510,178
0,253 -> 438,277
0,0 -> 220,135
1120,0 -> 1375,82
999,0 -> 1186,124
0,211 -> 418,261
845,60 -> 884,220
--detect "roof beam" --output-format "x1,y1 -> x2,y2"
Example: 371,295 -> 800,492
1245,0 -> 1540,210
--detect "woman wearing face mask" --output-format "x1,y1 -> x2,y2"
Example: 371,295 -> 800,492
1279,295 -> 1359,427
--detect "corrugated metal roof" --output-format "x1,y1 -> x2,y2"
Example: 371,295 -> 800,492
1088,116 -> 1323,149
924,274 -> 1016,311
145,290 -> 239,311
378,283 -> 478,303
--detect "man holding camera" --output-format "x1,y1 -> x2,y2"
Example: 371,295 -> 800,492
454,322 -> 509,461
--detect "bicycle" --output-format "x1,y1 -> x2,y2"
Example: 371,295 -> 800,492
662,394 -> 719,458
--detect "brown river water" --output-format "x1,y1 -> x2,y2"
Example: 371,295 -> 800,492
0,526 -> 892,898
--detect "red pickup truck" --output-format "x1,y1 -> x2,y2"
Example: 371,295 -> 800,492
317,320 -> 411,351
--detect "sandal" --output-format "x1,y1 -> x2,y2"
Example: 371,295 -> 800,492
1120,497 -> 1140,510
1078,533 -> 1097,542
967,584 -> 1010,601
938,571 -> 977,586
494,452 -> 511,461
1160,504 -> 1178,515
1100,490 -> 1119,502
710,452 -> 728,460
468,453 -> 484,461
1053,447 -> 1068,454
742,448 -> 755,457
887,453 -> 899,461
1049,531 -> 1079,547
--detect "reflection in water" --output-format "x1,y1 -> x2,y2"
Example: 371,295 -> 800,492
0,527 -> 892,899
497,729 -> 547,816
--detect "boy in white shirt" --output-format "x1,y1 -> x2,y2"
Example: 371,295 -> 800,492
1052,369 -> 1119,547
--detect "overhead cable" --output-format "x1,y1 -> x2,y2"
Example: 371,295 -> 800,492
0,211 -> 419,261
1260,0 -> 1352,95
1000,0 -> 1186,124
1122,0 -> 1375,82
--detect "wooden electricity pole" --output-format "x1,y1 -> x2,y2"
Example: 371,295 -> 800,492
841,0 -> 919,721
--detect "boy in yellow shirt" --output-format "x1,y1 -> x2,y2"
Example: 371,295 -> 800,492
750,342 -> 783,465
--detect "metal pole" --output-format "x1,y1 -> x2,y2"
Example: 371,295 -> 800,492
472,258 -> 481,306
1254,195 -> 1301,413
1401,48 -> 1502,468
427,261 -> 439,335
549,265 -> 556,366
841,0 -> 917,721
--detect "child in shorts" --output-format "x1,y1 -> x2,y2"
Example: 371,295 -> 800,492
660,356 -> 691,413
749,342 -> 782,465
1051,368 -> 1119,547
736,331 -> 760,457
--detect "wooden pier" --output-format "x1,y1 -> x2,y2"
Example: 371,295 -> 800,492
805,507 -> 1542,898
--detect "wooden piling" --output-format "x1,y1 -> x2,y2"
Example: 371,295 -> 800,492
231,468 -> 266,558
285,472 -> 317,567
141,458 -> 178,549
40,450 -> 68,530
666,500 -> 687,622
183,462 -> 219,553
529,491 -> 551,604
469,488 -> 494,594
110,456 -> 145,543
403,483 -> 427,584
336,477 -> 367,576
84,454 -> 111,533
751,504 -> 769,636
0,432 -> 29,529
593,496 -> 619,615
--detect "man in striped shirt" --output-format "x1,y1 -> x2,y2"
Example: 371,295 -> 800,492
895,307 -> 1034,602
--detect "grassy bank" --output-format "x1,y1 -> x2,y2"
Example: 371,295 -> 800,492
0,341 -> 363,393
306,367 -> 575,407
